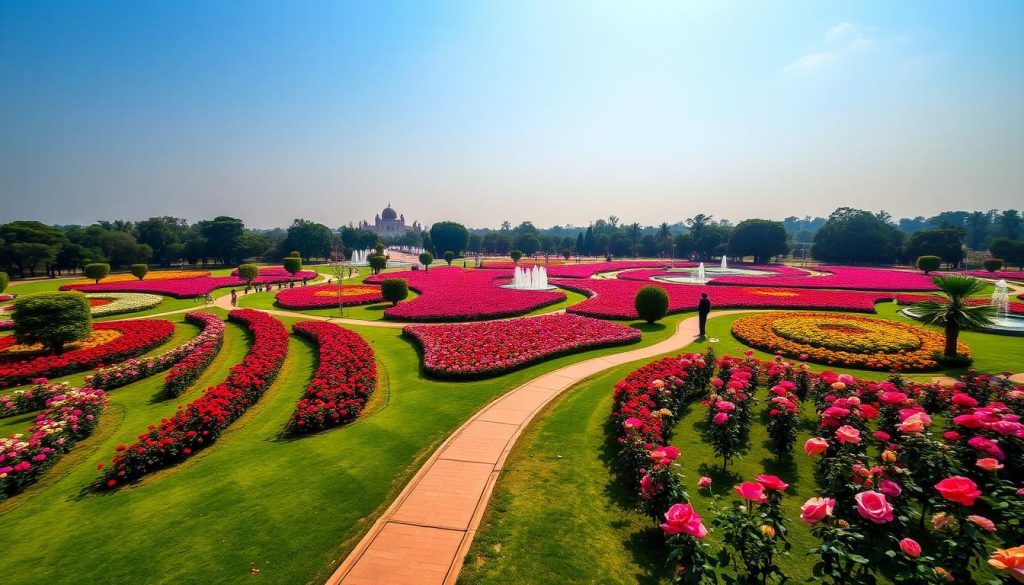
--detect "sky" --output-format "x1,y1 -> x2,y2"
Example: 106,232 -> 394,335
1,1 -> 1022,229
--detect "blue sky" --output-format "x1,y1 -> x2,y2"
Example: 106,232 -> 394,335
1,1 -> 1021,228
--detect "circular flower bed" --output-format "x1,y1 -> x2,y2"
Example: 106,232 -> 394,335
85,293 -> 164,317
275,284 -> 383,309
731,312 -> 966,371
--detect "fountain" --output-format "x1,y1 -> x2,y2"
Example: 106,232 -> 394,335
652,258 -> 769,285
503,265 -> 555,290
695,262 -> 706,283
721,256 -> 728,270
903,278 -> 1024,336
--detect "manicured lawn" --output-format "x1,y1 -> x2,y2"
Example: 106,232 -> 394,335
0,311 -> 686,585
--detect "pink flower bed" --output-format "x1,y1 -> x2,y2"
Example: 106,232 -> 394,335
709,265 -> 938,291
554,279 -> 896,319
365,266 -> 565,321
287,321 -> 376,433
229,267 -> 318,279
405,313 -> 641,378
480,261 -> 696,278
61,271 -> 316,298
275,283 -> 383,309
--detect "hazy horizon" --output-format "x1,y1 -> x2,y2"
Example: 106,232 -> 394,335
2,2 -> 1022,229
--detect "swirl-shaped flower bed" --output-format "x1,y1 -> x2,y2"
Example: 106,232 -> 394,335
0,320 -> 176,388
287,321 -> 376,433
100,309 -> 288,487
85,293 -> 164,317
731,312 -> 966,371
275,284 -> 383,309
404,313 -> 641,378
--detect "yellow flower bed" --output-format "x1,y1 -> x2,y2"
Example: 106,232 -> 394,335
731,312 -> 968,371
313,286 -> 381,298
70,270 -> 210,285
2,330 -> 123,357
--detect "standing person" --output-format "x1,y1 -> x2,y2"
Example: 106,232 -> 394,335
230,289 -> 238,308
204,292 -> 212,305
697,292 -> 712,338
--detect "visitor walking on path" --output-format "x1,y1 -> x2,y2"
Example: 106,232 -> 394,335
230,289 -> 237,308
698,292 -> 711,337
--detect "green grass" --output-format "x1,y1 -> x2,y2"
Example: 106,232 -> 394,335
460,306 -> 1024,584
0,310 -> 687,585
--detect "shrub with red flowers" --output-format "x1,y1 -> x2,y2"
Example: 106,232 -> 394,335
766,382 -> 800,462
100,309 -> 287,487
0,386 -> 107,499
82,312 -> 225,395
275,283 -> 383,309
365,266 -> 565,321
708,476 -> 791,584
163,312 -> 227,397
287,321 -> 376,433
404,313 -> 641,378
0,319 -> 175,388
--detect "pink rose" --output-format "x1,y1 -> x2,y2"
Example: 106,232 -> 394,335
712,412 -> 729,425
735,481 -> 767,503
697,476 -> 712,488
804,437 -> 829,456
899,538 -> 921,558
660,503 -> 708,539
854,491 -> 894,524
755,474 -> 789,492
977,458 -> 1004,472
800,497 -> 835,525
623,417 -> 643,429
935,476 -> 982,506
897,412 -> 931,433
879,479 -> 902,498
968,515 -> 996,532
835,425 -> 861,445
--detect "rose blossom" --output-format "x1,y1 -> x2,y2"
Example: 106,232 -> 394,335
879,479 -> 902,498
660,503 -> 708,538
735,481 -> 768,503
835,425 -> 861,445
697,476 -> 712,488
854,490 -> 894,524
977,458 -> 1004,472
712,412 -> 729,425
804,437 -> 829,456
935,476 -> 982,506
968,515 -> 997,532
755,474 -> 789,491
899,538 -> 921,558
800,497 -> 835,525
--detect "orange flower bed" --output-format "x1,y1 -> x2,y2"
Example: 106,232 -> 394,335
730,312 -> 968,371
2,330 -> 123,357
70,270 -> 210,285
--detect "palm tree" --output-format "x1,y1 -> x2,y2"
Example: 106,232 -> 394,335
911,276 -> 995,358
657,222 -> 672,255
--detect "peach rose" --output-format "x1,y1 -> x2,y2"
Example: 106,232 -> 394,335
804,437 -> 829,456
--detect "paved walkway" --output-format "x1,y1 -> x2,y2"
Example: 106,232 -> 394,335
326,310 -> 753,585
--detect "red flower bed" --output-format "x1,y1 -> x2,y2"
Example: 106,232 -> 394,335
287,321 -> 376,433
708,265 -> 938,291
554,279 -> 896,319
61,270 -> 317,298
365,266 -> 565,321
404,313 -> 641,378
100,309 -> 288,487
0,320 -> 175,388
163,312 -> 227,397
275,284 -> 383,309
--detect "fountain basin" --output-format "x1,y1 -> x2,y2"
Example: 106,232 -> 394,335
900,308 -> 1024,337
654,267 -> 772,285
500,283 -> 558,291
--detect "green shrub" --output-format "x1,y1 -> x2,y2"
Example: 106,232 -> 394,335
12,291 -> 92,354
983,258 -> 1004,272
283,256 -> 303,276
419,252 -> 434,270
368,255 -> 388,275
916,255 -> 941,275
510,249 -> 523,264
635,285 -> 669,324
237,263 -> 259,285
84,263 -> 111,284
375,244 -> 385,256
0,271 -> 8,293
561,249 -> 572,261
289,250 -> 301,258
444,251 -> 455,266
130,264 -> 149,280
380,278 -> 409,306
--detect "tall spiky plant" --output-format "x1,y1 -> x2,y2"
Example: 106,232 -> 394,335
911,276 -> 994,358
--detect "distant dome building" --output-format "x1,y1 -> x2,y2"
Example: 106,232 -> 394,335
359,203 -> 423,236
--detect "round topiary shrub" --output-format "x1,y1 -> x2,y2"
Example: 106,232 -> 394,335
635,285 -> 669,324
419,252 -> 434,270
130,263 -> 149,281
444,251 -> 455,266
561,249 -> 572,261
283,256 -> 303,276
510,249 -> 523,264
0,271 -> 8,293
916,255 -> 941,275
368,255 -> 388,275
237,263 -> 258,286
983,258 -> 1004,273
12,291 -> 92,354
380,278 -> 409,306
84,263 -> 111,284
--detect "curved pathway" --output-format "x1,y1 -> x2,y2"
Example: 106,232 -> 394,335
326,310 -> 752,585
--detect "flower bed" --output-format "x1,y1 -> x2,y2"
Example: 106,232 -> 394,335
895,293 -> 1024,315
275,284 -> 383,309
229,266 -> 318,279
404,313 -> 641,378
555,278 -> 897,319
939,270 -> 1024,281
100,309 -> 288,487
85,293 -> 164,317
479,260 -> 696,278
0,320 -> 10,331
61,270 -> 316,298
0,386 -> 107,499
365,266 -> 565,321
287,321 -> 376,433
78,312 -> 224,397
69,270 -> 210,285
731,311 -> 966,371
709,265 -> 939,291
0,320 -> 176,388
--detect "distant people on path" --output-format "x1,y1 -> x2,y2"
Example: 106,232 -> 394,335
230,289 -> 238,307
204,292 -> 212,305
698,292 -> 712,338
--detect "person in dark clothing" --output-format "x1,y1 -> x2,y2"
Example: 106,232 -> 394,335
697,293 -> 711,337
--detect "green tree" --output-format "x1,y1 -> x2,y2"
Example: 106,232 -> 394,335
903,228 -> 964,267
727,219 -> 788,263
911,276 -> 993,359
419,251 -> 434,271
510,249 -> 523,264
561,249 -> 572,261
368,254 -> 387,275
583,226 -> 595,256
282,219 -> 334,261
283,256 -> 303,277
990,238 -> 1024,269
997,210 -> 1022,241
515,233 -> 541,256
443,251 -> 455,266
983,259 -> 1003,272
634,285 -> 669,324
380,278 -> 409,306
916,255 -> 941,275
429,222 -> 470,256
130,263 -> 149,280
12,291 -> 92,354
84,263 -> 110,284
0,271 -> 8,292
237,263 -> 259,288
812,208 -> 904,264
657,222 -> 672,255
198,216 -> 245,264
